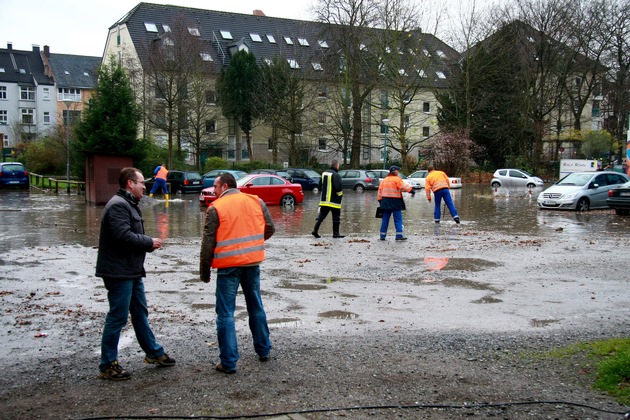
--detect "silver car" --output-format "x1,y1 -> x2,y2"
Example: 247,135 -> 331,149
537,171 -> 629,211
491,169 -> 544,188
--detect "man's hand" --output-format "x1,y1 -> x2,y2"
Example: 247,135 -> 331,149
151,238 -> 163,251
427,198 -> 432,203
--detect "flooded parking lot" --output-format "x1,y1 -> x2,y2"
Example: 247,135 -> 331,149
1,183 -> 629,253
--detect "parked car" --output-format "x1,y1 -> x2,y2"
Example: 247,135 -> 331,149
249,169 -> 292,182
337,169 -> 380,191
202,169 -> 249,188
0,162 -> 29,189
145,170 -> 204,194
491,169 -> 544,188
537,171 -> 629,211
606,180 -> 630,215
286,168 -> 321,192
407,170 -> 463,189
372,169 -> 422,189
199,174 -> 304,206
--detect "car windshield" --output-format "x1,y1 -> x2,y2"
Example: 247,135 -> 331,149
2,164 -> 24,171
234,171 -> 248,178
236,175 -> 256,186
557,172 -> 594,186
303,170 -> 320,178
277,171 -> 290,178
398,174 -> 408,179
188,172 -> 202,180
519,170 -> 533,177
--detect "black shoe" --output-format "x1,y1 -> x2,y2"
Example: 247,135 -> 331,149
312,231 -> 321,238
395,237 -> 408,241
215,363 -> 236,374
333,234 -> 345,238
434,220 -> 440,223
379,237 -> 386,241
259,354 -> 270,362
99,360 -> 131,381
144,353 -> 176,367
454,217 -> 460,224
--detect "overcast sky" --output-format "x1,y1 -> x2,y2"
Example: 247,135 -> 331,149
0,0 -> 314,57
0,0 -> 497,57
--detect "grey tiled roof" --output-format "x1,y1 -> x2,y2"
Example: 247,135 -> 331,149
48,54 -> 101,89
0,46 -> 54,86
113,2 -> 458,88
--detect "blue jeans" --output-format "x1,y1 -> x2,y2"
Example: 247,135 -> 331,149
433,188 -> 459,222
99,278 -> 164,371
150,178 -> 169,195
215,266 -> 271,370
380,210 -> 404,239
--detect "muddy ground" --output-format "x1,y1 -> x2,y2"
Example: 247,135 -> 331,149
1,227 -> 629,419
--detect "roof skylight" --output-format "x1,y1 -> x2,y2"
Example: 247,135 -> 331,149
220,30 -> 233,40
284,36 -> 293,45
436,71 -> 446,79
163,24 -> 171,32
144,22 -> 158,32
298,37 -> 309,46
266,34 -> 276,43
312,62 -> 323,71
200,53 -> 213,61
188,28 -> 201,36
288,58 -> 299,68
250,33 -> 262,42
318,40 -> 329,48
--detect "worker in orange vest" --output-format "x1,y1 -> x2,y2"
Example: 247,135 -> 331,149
378,166 -> 415,240
149,164 -> 169,201
200,173 -> 275,374
425,166 -> 460,224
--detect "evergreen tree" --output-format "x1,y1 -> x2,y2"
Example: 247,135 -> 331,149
73,63 -> 143,177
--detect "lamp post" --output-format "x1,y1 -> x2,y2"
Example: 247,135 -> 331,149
382,118 -> 390,169
63,100 -> 73,194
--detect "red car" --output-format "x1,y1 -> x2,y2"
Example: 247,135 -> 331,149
199,174 -> 304,206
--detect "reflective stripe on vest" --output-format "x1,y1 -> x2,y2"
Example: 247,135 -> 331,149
319,171 -> 342,209
211,193 -> 266,268
378,175 -> 410,199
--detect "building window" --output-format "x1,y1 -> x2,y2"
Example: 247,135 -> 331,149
62,110 -> 81,125
318,85 -> 327,98
402,92 -> 411,103
266,34 -> 276,43
200,53 -> 213,61
205,120 -> 216,134
58,88 -> 81,102
21,108 -> 34,124
43,112 -> 51,124
268,137 -> 273,150
163,24 -> 171,32
297,37 -> 309,46
0,110 -> 7,124
241,136 -> 250,160
220,30 -> 233,40
206,90 -> 216,104
380,90 -> 388,109
380,116 -> 389,134
284,36 -> 293,45
228,119 -> 236,136
318,138 -> 327,151
404,114 -> 410,128
250,33 -> 262,42
423,102 -> 430,113
144,22 -> 158,32
0,86 -> 6,99
318,40 -> 329,48
43,88 -> 50,100
287,59 -> 299,69
227,136 -> 235,159
318,112 -> 327,125
20,86 -> 35,101
423,126 -> 430,138
436,71 -> 446,79
188,27 -> 201,36
312,62 -> 323,71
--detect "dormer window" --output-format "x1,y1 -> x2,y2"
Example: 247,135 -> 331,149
220,30 -> 233,40
284,36 -> 293,45
298,37 -> 309,46
188,27 -> 201,36
144,22 -> 158,32
250,33 -> 262,42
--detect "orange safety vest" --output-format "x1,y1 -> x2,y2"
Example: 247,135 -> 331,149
211,192 -> 266,268
378,174 -> 412,200
156,166 -> 168,180
425,170 -> 450,200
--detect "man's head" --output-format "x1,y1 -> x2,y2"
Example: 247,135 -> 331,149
331,160 -> 339,170
427,165 -> 435,172
119,167 -> 145,200
389,165 -> 400,174
213,173 -> 237,196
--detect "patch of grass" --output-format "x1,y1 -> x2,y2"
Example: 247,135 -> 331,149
547,338 -> 630,405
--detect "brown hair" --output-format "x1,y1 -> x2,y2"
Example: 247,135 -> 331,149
218,172 -> 237,189
118,167 -> 141,188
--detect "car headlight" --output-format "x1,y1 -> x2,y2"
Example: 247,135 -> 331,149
563,192 -> 578,199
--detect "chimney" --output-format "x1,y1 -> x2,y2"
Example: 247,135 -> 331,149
44,45 -> 50,58
7,42 -> 12,50
32,44 -> 40,53
253,9 -> 266,16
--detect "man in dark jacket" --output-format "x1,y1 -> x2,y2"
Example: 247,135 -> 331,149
312,160 -> 344,238
95,167 -> 175,380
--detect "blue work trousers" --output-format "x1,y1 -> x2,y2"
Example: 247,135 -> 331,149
433,188 -> 458,222
380,210 -> 404,239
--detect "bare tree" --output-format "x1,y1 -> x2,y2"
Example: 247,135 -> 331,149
183,74 -> 221,170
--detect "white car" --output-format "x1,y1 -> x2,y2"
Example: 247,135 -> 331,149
491,169 -> 544,188
537,171 -> 629,211
407,170 -> 463,189
373,170 -> 422,189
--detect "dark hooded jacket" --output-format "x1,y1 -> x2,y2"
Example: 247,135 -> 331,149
95,189 -> 155,279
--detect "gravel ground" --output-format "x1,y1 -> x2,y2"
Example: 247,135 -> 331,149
1,227 -> 629,419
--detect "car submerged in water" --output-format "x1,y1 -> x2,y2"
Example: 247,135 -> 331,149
537,171 -> 629,211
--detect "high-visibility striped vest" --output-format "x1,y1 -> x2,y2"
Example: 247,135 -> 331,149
319,170 -> 342,209
425,170 -> 450,200
211,193 -> 266,268
378,175 -> 411,200
155,167 -> 168,180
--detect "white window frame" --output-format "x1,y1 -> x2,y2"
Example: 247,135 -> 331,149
250,33 -> 262,42
0,86 -> 6,100
144,22 -> 158,32
266,34 -> 276,43
43,111 -> 51,124
43,87 -> 50,100
21,108 -> 35,124
188,27 -> 201,37
284,36 -> 293,45
318,40 -> 329,48
220,30 -> 233,40
20,86 -> 35,101
318,138 -> 327,151
0,110 -> 7,124
298,37 -> 309,46
58,88 -> 81,102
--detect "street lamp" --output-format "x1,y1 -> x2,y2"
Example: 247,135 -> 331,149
382,118 -> 390,169
63,100 -> 73,194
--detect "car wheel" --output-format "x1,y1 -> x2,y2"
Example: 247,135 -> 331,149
526,183 -> 536,188
491,181 -> 501,188
354,184 -> 365,192
576,197 -> 590,211
311,187 -> 319,193
281,194 -> 296,206
615,208 -> 630,216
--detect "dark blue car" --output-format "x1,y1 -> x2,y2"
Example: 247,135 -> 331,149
0,162 -> 29,189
